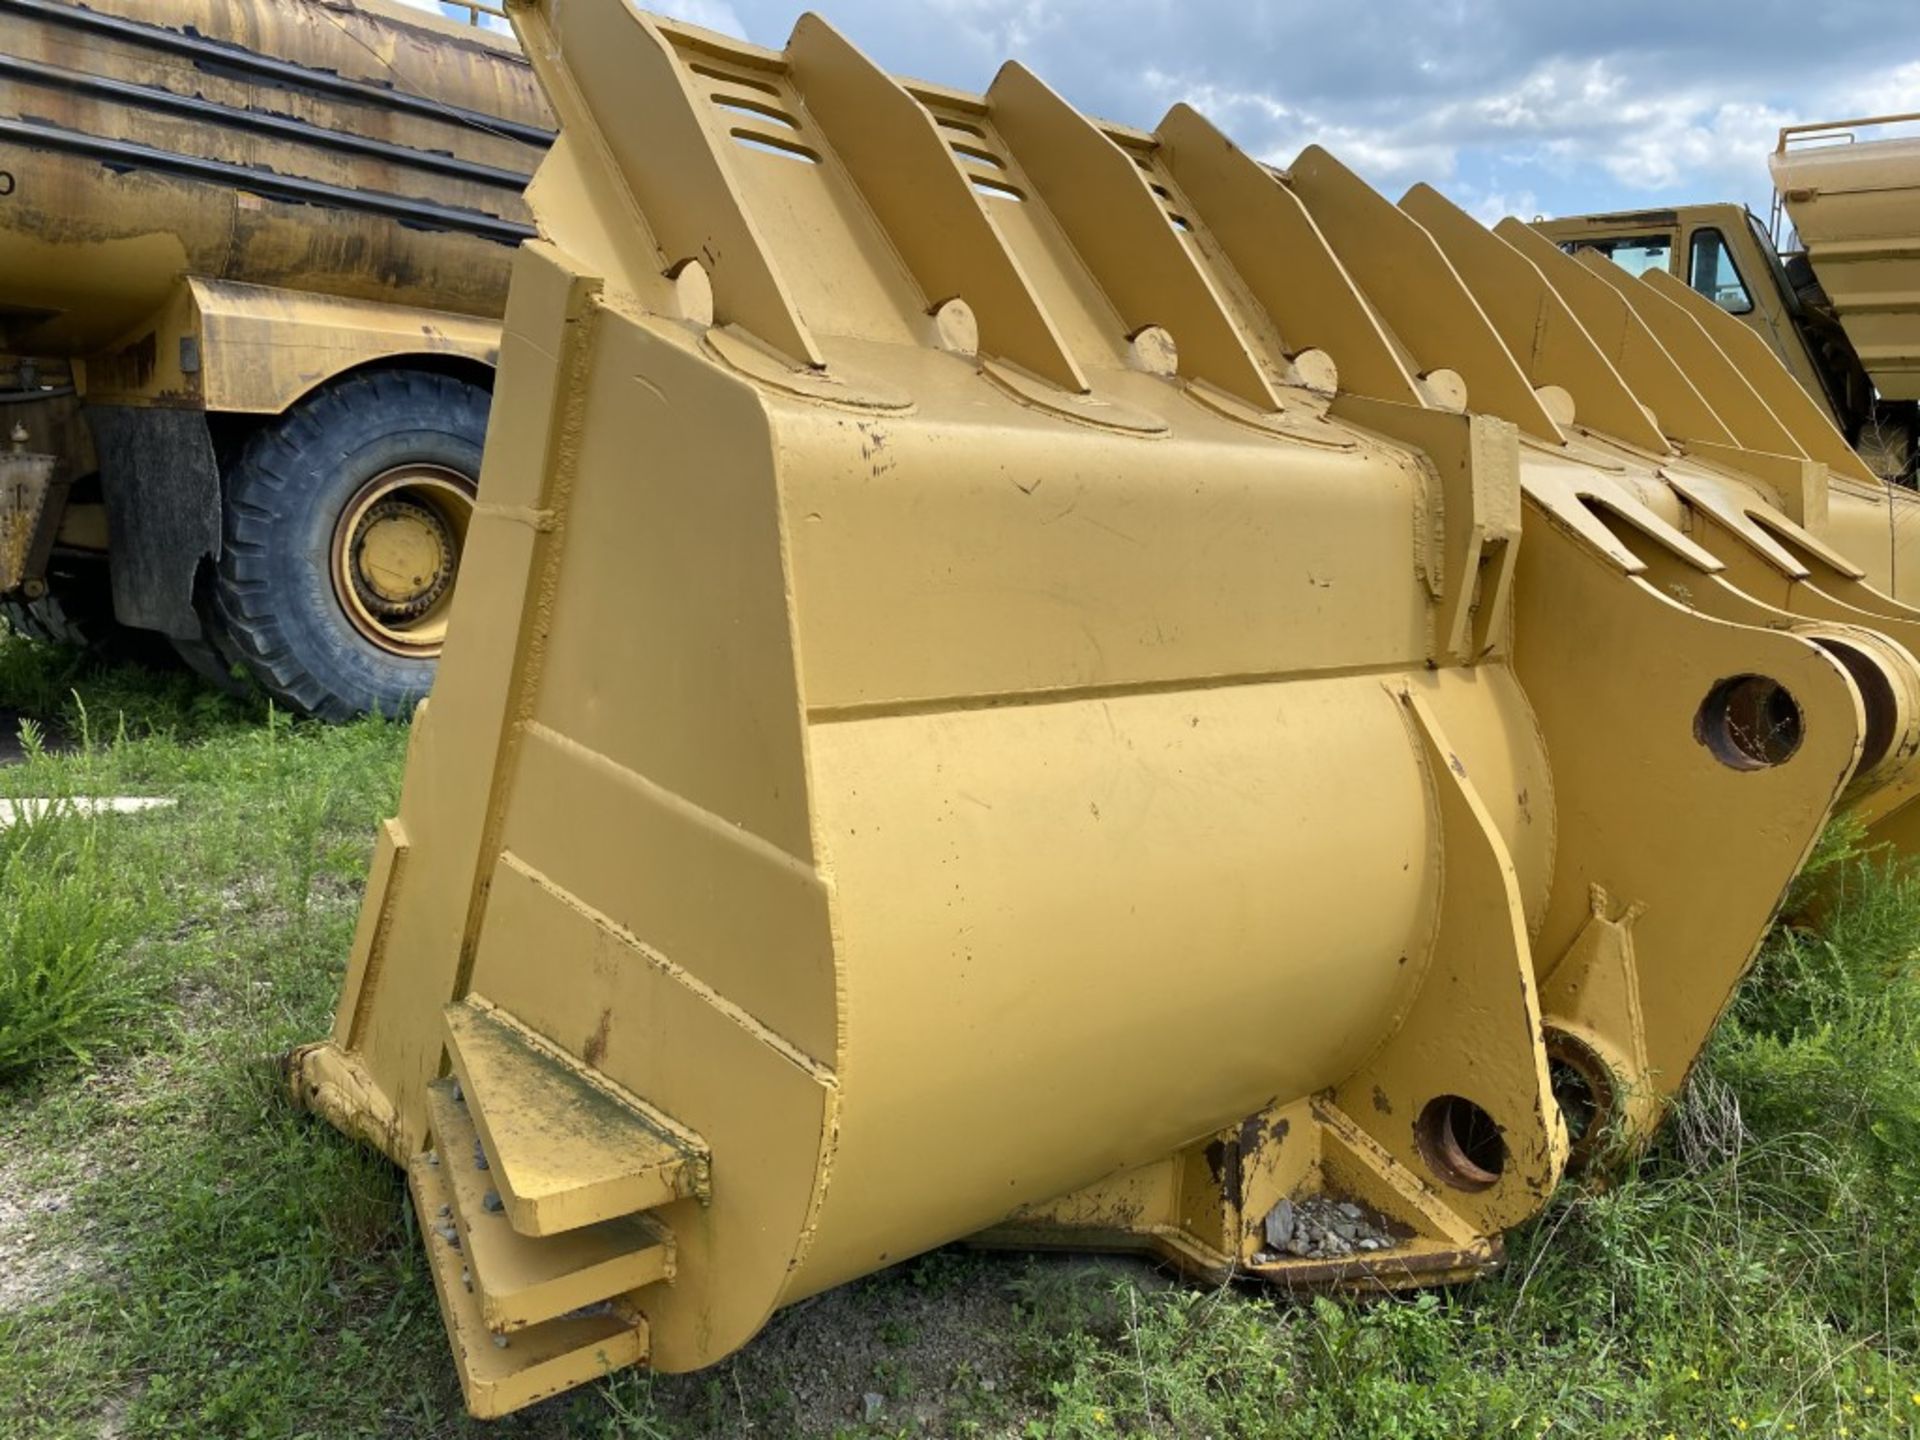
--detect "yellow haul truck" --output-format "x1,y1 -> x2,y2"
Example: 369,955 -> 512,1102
1535,114 -> 1920,487
0,0 -> 549,717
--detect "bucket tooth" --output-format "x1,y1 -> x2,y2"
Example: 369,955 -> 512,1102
442,996 -> 709,1236
408,1150 -> 648,1418
426,1079 -> 675,1331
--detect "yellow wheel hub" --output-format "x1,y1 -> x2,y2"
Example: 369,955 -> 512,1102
352,498 -> 454,616
331,465 -> 475,657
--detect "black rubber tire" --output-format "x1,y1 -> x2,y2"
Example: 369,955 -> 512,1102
214,370 -> 489,721
169,626 -> 252,697
3,560 -> 173,667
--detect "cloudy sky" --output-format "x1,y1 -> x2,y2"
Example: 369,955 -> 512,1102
426,0 -> 1919,224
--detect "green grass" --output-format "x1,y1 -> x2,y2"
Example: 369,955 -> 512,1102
2,634 -> 1919,1437
0,751 -> 161,1076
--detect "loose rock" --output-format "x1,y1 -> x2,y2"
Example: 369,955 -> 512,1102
1264,1194 -> 1398,1260
1263,1198 -> 1295,1249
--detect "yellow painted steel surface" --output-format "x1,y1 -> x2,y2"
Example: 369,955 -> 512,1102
1529,205 -> 1853,428
1774,121 -> 1920,404
0,445 -> 57,592
0,0 -> 547,363
296,2 -> 1920,1416
1497,215 -> 1920,607
1527,200 -> 1918,490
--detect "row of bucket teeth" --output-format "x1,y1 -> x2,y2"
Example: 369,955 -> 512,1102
406,998 -> 706,1416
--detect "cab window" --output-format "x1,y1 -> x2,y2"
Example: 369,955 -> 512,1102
1560,234 -> 1672,278
1687,228 -> 1753,313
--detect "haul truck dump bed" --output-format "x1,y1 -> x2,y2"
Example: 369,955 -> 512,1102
1773,116 -> 1920,411
295,1 -> 1920,1416
0,0 -> 549,716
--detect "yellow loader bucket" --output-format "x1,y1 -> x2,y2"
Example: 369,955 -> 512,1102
294,1 -> 1920,1417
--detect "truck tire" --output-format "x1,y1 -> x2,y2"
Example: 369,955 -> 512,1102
3,559 -> 170,665
214,370 -> 487,721
169,620 -> 252,698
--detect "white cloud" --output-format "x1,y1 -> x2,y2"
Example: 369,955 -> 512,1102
1452,183 -> 1544,225
1853,60 -> 1920,119
665,0 -> 748,37
920,0 -> 1069,55
1140,71 -> 1459,186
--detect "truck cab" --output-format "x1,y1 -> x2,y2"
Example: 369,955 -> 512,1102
1534,203 -> 1881,473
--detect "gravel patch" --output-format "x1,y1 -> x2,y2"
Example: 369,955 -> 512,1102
1256,1193 -> 1400,1261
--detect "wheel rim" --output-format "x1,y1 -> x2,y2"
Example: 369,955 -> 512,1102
330,464 -> 476,657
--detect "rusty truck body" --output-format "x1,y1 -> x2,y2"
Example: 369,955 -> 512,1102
0,0 -> 549,716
